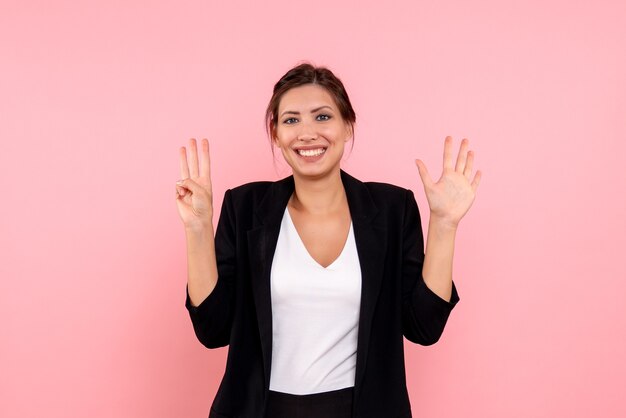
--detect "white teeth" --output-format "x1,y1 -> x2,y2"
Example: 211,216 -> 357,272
297,148 -> 326,157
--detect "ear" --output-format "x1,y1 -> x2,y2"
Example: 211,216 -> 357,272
345,123 -> 354,141
270,127 -> 278,146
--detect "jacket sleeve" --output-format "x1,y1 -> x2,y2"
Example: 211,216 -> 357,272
184,188 -> 236,349
401,188 -> 460,346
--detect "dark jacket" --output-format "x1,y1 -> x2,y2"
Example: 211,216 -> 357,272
185,169 -> 460,418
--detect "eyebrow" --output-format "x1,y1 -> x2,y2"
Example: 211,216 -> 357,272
279,106 -> 333,118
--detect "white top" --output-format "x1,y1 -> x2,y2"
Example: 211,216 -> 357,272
269,207 -> 362,394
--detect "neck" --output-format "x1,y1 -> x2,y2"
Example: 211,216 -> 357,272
290,169 -> 346,215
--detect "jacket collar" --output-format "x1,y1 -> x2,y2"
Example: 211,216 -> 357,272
254,168 -> 380,226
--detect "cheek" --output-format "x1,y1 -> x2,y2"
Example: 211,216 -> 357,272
308,125 -> 334,139
328,126 -> 349,141
277,142 -> 294,158
275,129 -> 294,144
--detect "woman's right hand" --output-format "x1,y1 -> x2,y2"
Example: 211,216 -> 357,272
176,138 -> 214,231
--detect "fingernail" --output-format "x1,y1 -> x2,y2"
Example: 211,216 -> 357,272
176,180 -> 183,185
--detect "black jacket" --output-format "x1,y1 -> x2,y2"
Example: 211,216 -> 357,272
185,169 -> 460,418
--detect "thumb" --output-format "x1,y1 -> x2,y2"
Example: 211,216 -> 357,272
176,178 -> 202,194
414,159 -> 433,188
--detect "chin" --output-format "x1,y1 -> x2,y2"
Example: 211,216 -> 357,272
290,163 -> 341,180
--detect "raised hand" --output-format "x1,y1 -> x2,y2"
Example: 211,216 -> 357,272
414,136 -> 482,228
176,138 -> 214,231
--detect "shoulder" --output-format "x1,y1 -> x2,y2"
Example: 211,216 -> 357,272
360,178 -> 415,209
364,181 -> 417,222
343,170 -> 409,198
363,180 -> 410,197
223,174 -> 295,208
224,180 -> 275,206
351,177 -> 422,230
341,170 -> 418,223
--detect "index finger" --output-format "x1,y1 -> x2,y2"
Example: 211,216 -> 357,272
179,146 -> 190,179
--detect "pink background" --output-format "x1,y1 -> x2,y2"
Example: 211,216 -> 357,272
1,0 -> 625,417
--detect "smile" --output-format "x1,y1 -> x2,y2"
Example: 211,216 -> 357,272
296,148 -> 326,157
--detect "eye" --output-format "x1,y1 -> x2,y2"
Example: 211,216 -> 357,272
283,117 -> 298,124
317,114 -> 331,121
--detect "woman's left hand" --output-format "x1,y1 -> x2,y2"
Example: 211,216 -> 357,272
415,136 -> 482,228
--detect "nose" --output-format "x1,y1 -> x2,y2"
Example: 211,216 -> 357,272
297,119 -> 318,141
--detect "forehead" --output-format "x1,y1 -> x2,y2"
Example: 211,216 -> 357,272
278,84 -> 337,111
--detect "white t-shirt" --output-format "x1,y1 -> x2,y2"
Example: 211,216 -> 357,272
269,207 -> 362,395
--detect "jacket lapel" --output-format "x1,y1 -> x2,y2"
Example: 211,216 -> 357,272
341,170 -> 388,395
246,175 -> 294,391
246,169 -> 388,394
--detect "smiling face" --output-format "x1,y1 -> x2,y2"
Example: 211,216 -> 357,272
273,83 -> 353,180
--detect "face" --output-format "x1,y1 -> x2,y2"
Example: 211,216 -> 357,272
273,84 -> 353,180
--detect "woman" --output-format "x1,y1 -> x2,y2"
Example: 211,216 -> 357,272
176,63 -> 481,418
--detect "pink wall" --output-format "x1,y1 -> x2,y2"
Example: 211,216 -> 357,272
1,0 -> 625,417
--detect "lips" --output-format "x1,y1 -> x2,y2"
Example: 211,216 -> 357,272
296,147 -> 326,157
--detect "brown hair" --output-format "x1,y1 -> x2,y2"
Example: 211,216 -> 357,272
265,62 -> 357,155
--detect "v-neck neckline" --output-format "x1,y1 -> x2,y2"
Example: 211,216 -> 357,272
285,206 -> 352,270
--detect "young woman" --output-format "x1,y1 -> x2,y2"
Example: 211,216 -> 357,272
176,63 -> 481,418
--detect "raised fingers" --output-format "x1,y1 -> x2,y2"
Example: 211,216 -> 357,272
463,150 -> 474,179
199,138 -> 212,182
471,170 -> 482,193
179,145 -> 190,180
443,136 -> 454,171
188,138 -> 199,178
455,138 -> 469,173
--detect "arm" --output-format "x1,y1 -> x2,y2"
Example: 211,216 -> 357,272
422,215 -> 458,302
185,222 -> 218,308
184,188 -> 236,349
404,135 -> 481,344
401,189 -> 460,346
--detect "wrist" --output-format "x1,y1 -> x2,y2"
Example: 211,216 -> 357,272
428,213 -> 459,231
184,219 -> 214,236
